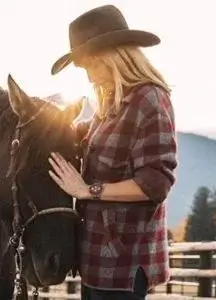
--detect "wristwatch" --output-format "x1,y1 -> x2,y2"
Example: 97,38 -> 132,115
89,182 -> 104,200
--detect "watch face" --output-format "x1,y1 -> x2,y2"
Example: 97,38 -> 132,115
89,183 -> 103,196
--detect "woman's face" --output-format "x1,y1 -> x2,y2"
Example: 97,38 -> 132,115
76,55 -> 113,87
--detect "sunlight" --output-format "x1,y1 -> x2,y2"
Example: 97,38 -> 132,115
0,0 -> 215,134
52,66 -> 96,105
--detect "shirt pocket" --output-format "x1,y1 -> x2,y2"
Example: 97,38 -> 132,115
98,154 -> 127,169
101,206 -> 125,258
97,154 -> 129,182
115,204 -> 158,245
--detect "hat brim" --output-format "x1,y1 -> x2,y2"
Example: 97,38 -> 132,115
51,53 -> 74,75
51,29 -> 160,75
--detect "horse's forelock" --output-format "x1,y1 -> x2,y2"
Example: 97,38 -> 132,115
14,102 -> 65,172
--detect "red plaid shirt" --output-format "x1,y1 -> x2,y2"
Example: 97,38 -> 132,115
76,84 -> 177,291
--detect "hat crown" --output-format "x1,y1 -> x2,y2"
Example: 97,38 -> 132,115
69,5 -> 129,48
51,5 -> 160,75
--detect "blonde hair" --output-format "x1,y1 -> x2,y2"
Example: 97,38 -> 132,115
93,46 -> 171,119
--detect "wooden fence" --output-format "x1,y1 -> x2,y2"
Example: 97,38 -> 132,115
17,242 -> 216,299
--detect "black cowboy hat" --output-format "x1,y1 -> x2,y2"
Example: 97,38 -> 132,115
51,5 -> 160,75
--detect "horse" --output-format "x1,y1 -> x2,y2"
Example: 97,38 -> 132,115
0,75 -> 83,299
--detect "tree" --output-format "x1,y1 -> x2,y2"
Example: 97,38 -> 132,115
172,218 -> 188,242
184,186 -> 215,241
167,229 -> 173,241
208,189 -> 216,230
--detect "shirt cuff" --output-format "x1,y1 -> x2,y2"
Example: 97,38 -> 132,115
133,166 -> 174,203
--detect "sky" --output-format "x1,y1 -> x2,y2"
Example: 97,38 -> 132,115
0,0 -> 215,135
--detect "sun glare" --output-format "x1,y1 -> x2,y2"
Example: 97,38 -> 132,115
0,0 -> 215,134
51,66 -> 96,106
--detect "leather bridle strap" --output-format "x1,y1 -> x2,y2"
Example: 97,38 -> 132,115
7,102 -> 78,300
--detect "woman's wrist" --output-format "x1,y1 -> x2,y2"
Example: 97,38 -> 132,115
78,184 -> 91,199
79,182 -> 105,200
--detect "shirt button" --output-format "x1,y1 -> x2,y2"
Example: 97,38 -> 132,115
90,145 -> 95,152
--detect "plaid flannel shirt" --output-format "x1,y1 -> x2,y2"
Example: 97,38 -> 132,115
76,83 -> 177,291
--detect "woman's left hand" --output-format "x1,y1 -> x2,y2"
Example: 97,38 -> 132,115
48,152 -> 90,199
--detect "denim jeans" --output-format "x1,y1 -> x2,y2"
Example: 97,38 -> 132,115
81,267 -> 148,300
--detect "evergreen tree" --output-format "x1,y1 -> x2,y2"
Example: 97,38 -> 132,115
167,229 -> 173,241
208,189 -> 216,232
184,186 -> 215,241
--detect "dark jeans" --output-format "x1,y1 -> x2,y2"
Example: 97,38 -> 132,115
81,267 -> 148,300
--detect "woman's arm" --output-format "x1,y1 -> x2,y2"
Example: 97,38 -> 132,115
81,87 -> 177,203
49,86 -> 177,203
82,179 -> 149,201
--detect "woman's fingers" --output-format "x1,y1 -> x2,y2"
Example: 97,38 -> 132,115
51,152 -> 71,173
52,152 -> 64,162
48,157 -> 65,177
48,170 -> 64,187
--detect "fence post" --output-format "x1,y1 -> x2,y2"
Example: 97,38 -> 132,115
198,250 -> 212,297
166,255 -> 172,294
67,272 -> 76,297
41,286 -> 49,300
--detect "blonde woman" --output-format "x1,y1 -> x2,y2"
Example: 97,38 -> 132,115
49,5 -> 177,300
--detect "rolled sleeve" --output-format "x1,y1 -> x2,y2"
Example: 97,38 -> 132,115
132,87 -> 177,203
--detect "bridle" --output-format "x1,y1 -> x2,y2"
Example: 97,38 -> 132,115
7,103 -> 79,300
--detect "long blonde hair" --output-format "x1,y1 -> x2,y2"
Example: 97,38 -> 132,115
93,46 -> 170,119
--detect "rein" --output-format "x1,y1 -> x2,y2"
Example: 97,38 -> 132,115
7,103 -> 78,299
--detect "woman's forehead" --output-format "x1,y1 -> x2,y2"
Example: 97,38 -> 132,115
75,54 -> 104,68
74,55 -> 93,67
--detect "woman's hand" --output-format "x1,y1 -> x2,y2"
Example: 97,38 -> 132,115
48,152 -> 90,199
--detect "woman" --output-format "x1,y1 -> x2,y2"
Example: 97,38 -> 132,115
49,5 -> 177,300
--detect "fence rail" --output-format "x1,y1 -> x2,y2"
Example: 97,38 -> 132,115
166,241 -> 216,298
16,242 -> 216,299
26,293 -> 216,300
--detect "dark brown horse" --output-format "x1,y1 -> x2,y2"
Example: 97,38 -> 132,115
0,75 -> 82,299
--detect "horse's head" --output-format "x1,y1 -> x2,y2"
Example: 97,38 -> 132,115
7,75 -> 83,287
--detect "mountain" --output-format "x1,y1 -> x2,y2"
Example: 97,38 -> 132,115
194,129 -> 216,140
167,132 -> 216,228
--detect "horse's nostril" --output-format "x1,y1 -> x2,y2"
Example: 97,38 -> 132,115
45,252 -> 60,275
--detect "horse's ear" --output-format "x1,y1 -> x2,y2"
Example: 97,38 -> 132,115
63,96 -> 87,124
7,74 -> 32,117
